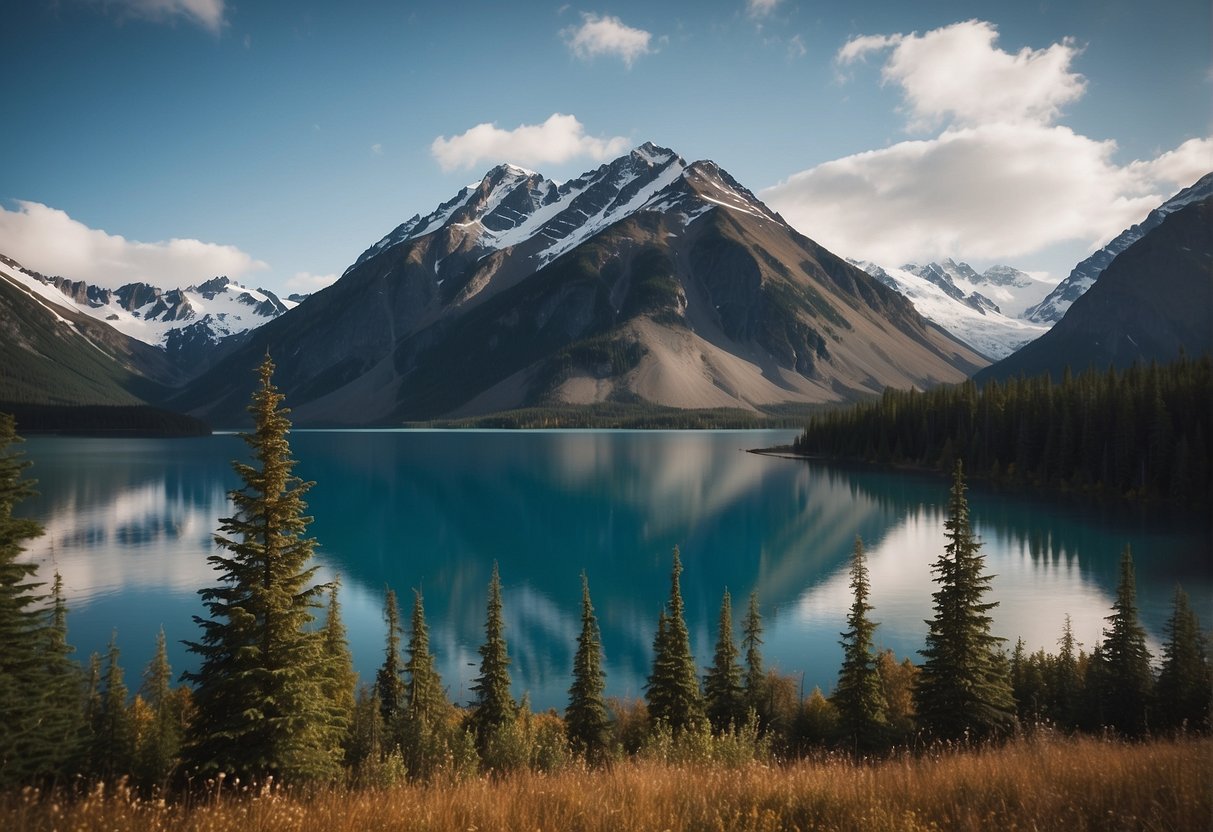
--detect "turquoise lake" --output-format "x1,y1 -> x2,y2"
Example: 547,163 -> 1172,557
15,430 -> 1211,710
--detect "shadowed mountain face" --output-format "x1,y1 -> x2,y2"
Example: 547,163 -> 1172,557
977,197 -> 1213,384
170,145 -> 985,426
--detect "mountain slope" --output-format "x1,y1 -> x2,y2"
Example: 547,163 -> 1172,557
976,196 -> 1212,383
171,145 -> 986,426
1025,173 -> 1213,324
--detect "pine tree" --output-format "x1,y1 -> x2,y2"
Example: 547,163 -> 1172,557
91,631 -> 136,782
742,590 -> 766,717
832,536 -> 886,750
404,589 -> 445,726
376,587 -> 407,727
42,572 -> 84,778
182,354 -> 339,784
915,461 -> 1016,740
566,572 -> 610,762
321,580 -> 357,759
1094,546 -> 1154,736
1049,614 -> 1081,729
470,562 -> 515,751
645,546 -> 704,733
136,628 -> 181,789
1155,586 -> 1211,732
703,588 -> 746,732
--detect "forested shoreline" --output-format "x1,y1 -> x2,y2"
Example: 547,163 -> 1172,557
1,357 -> 1209,830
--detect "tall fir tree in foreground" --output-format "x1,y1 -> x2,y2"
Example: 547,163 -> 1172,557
704,588 -> 746,732
136,628 -> 182,788
1094,547 -> 1154,736
183,354 -> 341,784
742,591 -> 766,718
832,536 -> 887,750
404,589 -> 446,726
321,580 -> 357,759
90,632 -> 136,782
915,461 -> 1016,740
470,562 -> 515,751
1155,585 -> 1211,732
646,546 -> 704,732
376,587 -> 406,727
566,572 -> 610,762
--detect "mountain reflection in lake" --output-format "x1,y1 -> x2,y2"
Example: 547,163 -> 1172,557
17,431 -> 1210,710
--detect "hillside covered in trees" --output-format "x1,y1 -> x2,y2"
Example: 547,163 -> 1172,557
792,356 -> 1212,507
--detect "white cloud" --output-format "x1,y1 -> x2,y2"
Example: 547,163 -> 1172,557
838,20 -> 1086,130
761,20 -> 1211,273
763,124 -> 1209,268
371,143 -> 383,155
100,0 -> 226,33
747,0 -> 781,18
562,12 -> 653,67
0,201 -> 267,289
285,272 -> 338,293
431,113 -> 631,173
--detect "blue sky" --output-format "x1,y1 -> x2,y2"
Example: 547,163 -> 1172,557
1,0 -> 1209,296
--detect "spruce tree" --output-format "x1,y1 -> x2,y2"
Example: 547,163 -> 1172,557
915,461 -> 1016,740
376,587 -> 406,727
1049,614 -> 1081,729
703,588 -> 746,732
1155,585 -> 1211,732
742,591 -> 766,716
91,632 -> 136,782
183,354 -> 339,784
136,628 -> 181,789
470,562 -> 515,751
404,589 -> 446,726
645,546 -> 704,732
566,572 -> 610,762
321,580 -> 357,758
1095,547 -> 1155,736
832,536 -> 886,750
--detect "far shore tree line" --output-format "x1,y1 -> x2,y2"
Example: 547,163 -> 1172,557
0,355 -> 1209,792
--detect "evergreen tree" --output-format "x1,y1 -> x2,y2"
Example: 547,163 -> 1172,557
645,546 -> 704,732
321,580 -> 357,758
404,588 -> 446,726
182,354 -> 339,784
566,572 -> 610,762
136,628 -> 181,789
91,632 -> 136,782
742,590 -> 766,716
1049,614 -> 1081,729
470,562 -> 515,751
1155,586 -> 1211,732
832,536 -> 886,749
375,587 -> 407,727
1095,546 -> 1154,736
915,461 -> 1016,739
703,588 -> 746,732
42,572 -> 84,778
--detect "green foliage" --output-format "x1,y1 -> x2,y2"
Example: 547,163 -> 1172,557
375,587 -> 406,727
1155,586 -> 1212,732
793,357 -> 1213,507
90,632 -> 136,782
566,572 -> 611,763
404,589 -> 446,727
832,536 -> 887,750
741,591 -> 767,721
703,588 -> 746,732
182,354 -> 341,784
470,562 -> 516,754
1092,547 -> 1155,736
915,461 -> 1017,740
645,547 -> 705,734
321,581 -> 358,761
135,628 -> 182,790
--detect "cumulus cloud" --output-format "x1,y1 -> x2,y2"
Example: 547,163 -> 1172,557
98,0 -> 226,33
838,20 -> 1086,130
747,0 -> 781,17
431,113 -> 630,173
762,20 -> 1212,272
562,12 -> 653,67
0,201 -> 267,289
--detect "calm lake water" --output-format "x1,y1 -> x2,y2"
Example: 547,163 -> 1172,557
15,430 -> 1211,710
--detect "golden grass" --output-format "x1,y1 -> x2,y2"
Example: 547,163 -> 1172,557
5,735 -> 1210,832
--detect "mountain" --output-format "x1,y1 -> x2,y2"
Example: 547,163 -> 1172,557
0,255 -> 296,372
976,195 -> 1212,383
1024,173 -> 1213,324
171,143 -> 986,426
851,259 -> 1051,359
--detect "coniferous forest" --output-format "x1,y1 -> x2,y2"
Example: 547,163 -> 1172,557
0,357 -> 1210,831
792,356 -> 1212,507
